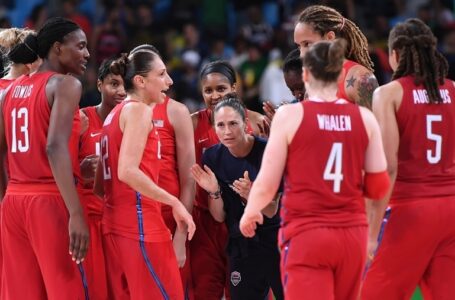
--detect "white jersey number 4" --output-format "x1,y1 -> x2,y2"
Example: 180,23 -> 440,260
323,142 -> 343,193
426,115 -> 442,164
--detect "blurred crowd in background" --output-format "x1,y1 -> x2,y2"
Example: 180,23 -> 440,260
1,0 -> 455,112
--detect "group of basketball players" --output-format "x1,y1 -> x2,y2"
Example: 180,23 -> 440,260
0,3 -> 453,300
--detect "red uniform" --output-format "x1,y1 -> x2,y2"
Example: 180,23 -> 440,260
281,100 -> 369,300
101,100 -> 183,300
362,76 -> 455,300
153,97 -> 194,300
1,72 -> 86,300
337,59 -> 360,101
77,106 -> 107,300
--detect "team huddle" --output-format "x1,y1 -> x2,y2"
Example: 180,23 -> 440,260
0,4 -> 453,300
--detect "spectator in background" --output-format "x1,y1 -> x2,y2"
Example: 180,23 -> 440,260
90,7 -> 126,66
238,41 -> 268,112
259,48 -> 294,107
61,0 -> 92,39
240,4 -> 274,51
173,49 -> 203,113
128,3 -> 166,53
24,4 -> 48,30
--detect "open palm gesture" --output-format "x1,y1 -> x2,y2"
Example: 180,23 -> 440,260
190,164 -> 219,193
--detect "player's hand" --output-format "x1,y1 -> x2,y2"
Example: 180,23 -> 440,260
68,212 -> 90,264
239,209 -> 263,238
257,118 -> 270,139
172,229 -> 187,268
190,164 -> 219,194
262,101 -> 276,122
172,202 -> 196,241
80,154 -> 99,182
231,171 -> 252,201
366,238 -> 378,264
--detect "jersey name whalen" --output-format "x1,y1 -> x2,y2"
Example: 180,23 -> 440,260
413,89 -> 451,104
317,114 -> 352,131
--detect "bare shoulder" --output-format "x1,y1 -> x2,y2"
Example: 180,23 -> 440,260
373,80 -> 403,108
168,98 -> 191,117
273,103 -> 303,143
48,74 -> 82,89
168,98 -> 192,129
274,103 -> 302,129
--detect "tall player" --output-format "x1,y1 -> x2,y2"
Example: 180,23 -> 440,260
294,5 -> 378,109
77,56 -> 126,300
130,43 -> 196,299
190,60 -> 264,300
361,18 -> 455,300
94,49 -> 195,299
0,18 -> 90,299
239,39 -> 390,300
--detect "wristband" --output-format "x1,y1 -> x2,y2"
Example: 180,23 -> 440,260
209,188 -> 221,199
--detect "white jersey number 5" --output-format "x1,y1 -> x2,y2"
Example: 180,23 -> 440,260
323,142 -> 343,193
426,115 -> 442,164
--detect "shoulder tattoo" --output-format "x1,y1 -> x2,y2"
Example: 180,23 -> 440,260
356,73 -> 378,109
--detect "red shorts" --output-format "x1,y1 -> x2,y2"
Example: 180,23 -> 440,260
361,197 -> 455,300
280,226 -> 367,300
1,193 -> 87,300
190,206 -> 230,300
82,214 -> 107,300
103,233 -> 183,300
162,207 -> 194,300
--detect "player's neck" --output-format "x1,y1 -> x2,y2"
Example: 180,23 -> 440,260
306,82 -> 338,102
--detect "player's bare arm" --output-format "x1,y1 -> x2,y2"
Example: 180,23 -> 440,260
346,66 -> 379,109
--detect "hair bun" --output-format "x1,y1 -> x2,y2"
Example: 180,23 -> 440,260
109,53 -> 128,77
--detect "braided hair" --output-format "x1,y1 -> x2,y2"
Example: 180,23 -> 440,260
298,5 -> 373,72
389,18 -> 448,103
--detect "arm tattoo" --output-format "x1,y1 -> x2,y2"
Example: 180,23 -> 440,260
346,76 -> 356,88
357,74 -> 379,109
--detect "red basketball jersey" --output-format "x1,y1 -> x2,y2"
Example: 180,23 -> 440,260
0,78 -> 13,91
101,100 -> 171,242
78,106 -> 104,214
281,100 -> 369,241
3,72 -> 80,185
153,97 -> 179,198
337,59 -> 360,101
391,76 -> 455,201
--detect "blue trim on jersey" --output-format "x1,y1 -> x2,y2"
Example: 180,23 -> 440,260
77,263 -> 90,300
136,192 -> 170,300
184,281 -> 190,300
282,240 -> 291,291
363,206 -> 392,278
